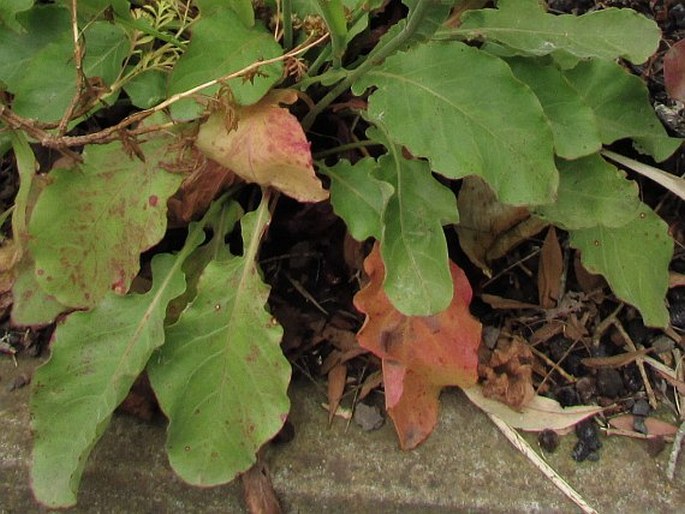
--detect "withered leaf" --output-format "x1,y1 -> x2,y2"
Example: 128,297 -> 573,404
196,90 -> 328,202
353,243 -> 481,449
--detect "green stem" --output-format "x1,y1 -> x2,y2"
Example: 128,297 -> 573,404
301,0 -> 432,130
283,0 -> 293,51
313,140 -> 380,159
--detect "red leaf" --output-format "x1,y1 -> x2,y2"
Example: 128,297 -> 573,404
664,39 -> 685,102
353,243 -> 481,449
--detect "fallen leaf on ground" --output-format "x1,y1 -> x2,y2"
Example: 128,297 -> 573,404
327,363 -> 347,424
462,385 -> 603,432
538,226 -> 563,309
608,415 -> 678,438
353,243 -> 481,449
664,39 -> 685,102
455,176 -> 536,275
196,90 -> 328,202
478,335 -> 535,410
241,455 -> 282,514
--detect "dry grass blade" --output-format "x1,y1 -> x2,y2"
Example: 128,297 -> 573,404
486,413 -> 598,514
601,149 -> 685,201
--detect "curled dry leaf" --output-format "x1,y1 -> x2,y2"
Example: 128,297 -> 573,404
478,335 -> 535,410
455,176 -> 536,275
538,226 -> 563,309
463,385 -> 603,432
167,153 -> 236,225
353,243 -> 481,449
196,90 -> 328,202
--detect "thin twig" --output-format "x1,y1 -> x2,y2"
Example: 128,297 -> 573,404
667,420 -> 685,480
487,413 -> 598,514
613,319 -> 658,409
0,32 -> 330,150
58,0 -> 86,136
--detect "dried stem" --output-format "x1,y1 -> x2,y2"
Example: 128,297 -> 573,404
58,0 -> 86,136
0,32 -> 329,151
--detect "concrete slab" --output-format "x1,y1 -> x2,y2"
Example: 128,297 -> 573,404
1,355 -> 684,513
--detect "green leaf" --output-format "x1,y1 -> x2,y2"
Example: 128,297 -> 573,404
375,143 -> 458,316
0,5 -> 71,89
197,0 -> 254,27
457,0 -> 660,64
3,13 -> 129,121
123,68 -> 167,108
11,259 -> 68,327
0,0 -> 33,32
148,204 -> 290,486
28,138 -> 184,308
563,59 -> 682,162
354,41 -> 558,206
319,158 -> 393,241
167,7 -> 282,120
570,207 -> 672,327
30,251 -> 193,508
536,154 -> 642,230
506,58 -> 601,159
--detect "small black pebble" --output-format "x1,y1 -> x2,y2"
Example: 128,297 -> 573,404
575,377 -> 597,404
622,364 -> 643,393
596,368 -> 624,398
670,4 -> 685,30
633,416 -> 648,435
586,451 -> 600,462
538,429 -> 560,453
632,399 -> 651,417
556,386 -> 580,407
576,420 -> 602,451
572,440 -> 591,462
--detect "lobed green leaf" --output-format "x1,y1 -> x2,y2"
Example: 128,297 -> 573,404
30,252 -> 192,507
506,58 -> 601,160
0,10 -> 129,121
320,158 -> 393,241
354,41 -> 558,206
167,6 -> 282,120
563,59 -> 682,162
374,142 -> 458,316
148,206 -> 291,486
535,154 -> 642,230
458,0 -> 660,64
570,207 -> 672,327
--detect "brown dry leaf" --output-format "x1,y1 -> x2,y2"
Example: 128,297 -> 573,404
581,349 -> 649,369
481,294 -> 539,310
196,90 -> 328,202
537,226 -> 563,309
167,156 -> 235,225
608,414 -> 678,438
573,253 -> 606,292
479,335 -> 535,410
354,243 -> 481,449
455,176 -> 534,275
530,321 -> 565,346
241,456 -> 282,514
463,385 -> 603,432
670,271 -> 685,288
664,39 -> 685,102
327,363 -> 347,424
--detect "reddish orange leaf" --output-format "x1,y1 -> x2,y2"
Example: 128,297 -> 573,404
353,243 -> 481,449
